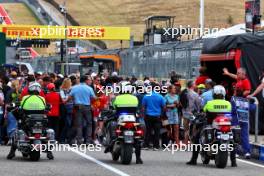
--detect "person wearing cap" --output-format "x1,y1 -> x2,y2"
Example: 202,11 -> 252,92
201,79 -> 215,107
7,71 -> 18,87
45,83 -> 61,141
197,84 -> 206,95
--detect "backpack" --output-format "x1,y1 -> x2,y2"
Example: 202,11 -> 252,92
180,89 -> 189,109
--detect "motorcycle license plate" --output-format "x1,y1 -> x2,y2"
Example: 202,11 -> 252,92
124,135 -> 134,143
33,129 -> 42,133
220,134 -> 229,140
124,131 -> 134,136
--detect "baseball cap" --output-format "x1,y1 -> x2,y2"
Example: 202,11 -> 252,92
205,79 -> 213,84
47,83 -> 55,90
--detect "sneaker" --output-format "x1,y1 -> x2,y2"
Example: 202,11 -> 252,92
142,147 -> 149,150
136,158 -> 143,164
153,147 -> 159,151
186,160 -> 197,165
47,151 -> 54,160
94,139 -> 100,145
244,153 -> 251,159
231,161 -> 237,167
7,140 -> 12,146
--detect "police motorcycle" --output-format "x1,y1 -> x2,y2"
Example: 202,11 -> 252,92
190,112 -> 240,168
189,86 -> 241,169
98,106 -> 144,165
8,103 -> 56,161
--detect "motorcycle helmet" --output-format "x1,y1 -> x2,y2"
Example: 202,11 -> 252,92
28,82 -> 41,94
120,81 -> 134,94
213,85 -> 226,98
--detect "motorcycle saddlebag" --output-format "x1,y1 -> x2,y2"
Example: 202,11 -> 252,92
203,126 -> 214,143
231,126 -> 241,144
108,121 -> 118,139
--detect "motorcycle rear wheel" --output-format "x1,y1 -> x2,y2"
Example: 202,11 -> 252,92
29,151 -> 40,161
22,153 -> 28,158
120,144 -> 133,165
215,150 -> 228,168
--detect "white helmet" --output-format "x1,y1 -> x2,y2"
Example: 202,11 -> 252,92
120,81 -> 134,94
28,82 -> 41,93
213,85 -> 226,97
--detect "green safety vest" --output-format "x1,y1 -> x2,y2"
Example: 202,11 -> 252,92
113,94 -> 138,108
203,99 -> 232,113
20,95 -> 46,111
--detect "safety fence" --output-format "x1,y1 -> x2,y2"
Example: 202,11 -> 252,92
25,39 -> 203,79
118,40 -> 202,79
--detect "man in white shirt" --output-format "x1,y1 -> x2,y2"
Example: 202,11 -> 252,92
248,70 -> 264,98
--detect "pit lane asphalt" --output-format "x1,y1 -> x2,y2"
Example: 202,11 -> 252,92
0,146 -> 263,176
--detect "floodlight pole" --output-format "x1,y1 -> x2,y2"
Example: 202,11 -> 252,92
200,0 -> 204,38
61,0 -> 68,75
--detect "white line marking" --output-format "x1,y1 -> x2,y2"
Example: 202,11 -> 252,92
237,158 -> 264,168
68,147 -> 130,176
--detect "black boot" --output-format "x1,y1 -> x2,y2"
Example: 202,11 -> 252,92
136,157 -> 143,164
186,160 -> 197,165
7,146 -> 16,160
135,142 -> 143,164
231,160 -> 237,167
47,151 -> 54,160
186,149 -> 199,165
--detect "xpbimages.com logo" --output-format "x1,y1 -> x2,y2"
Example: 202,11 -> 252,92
96,85 -> 168,96
163,141 -> 234,155
30,141 -> 102,153
163,25 -> 226,38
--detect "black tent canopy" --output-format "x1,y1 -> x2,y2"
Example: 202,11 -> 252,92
202,33 -> 264,133
202,33 -> 264,89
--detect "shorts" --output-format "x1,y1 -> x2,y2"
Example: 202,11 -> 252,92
182,112 -> 194,120
166,111 -> 179,125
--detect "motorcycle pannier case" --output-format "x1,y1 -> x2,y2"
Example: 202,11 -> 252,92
232,126 -> 241,144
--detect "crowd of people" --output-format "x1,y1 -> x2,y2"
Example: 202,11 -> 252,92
0,66 -> 259,164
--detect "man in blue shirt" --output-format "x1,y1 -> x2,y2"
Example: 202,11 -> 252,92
142,83 -> 166,150
68,75 -> 96,145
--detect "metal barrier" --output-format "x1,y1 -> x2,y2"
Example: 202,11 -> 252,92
249,97 -> 259,143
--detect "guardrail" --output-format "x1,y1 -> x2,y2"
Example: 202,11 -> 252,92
249,97 -> 259,143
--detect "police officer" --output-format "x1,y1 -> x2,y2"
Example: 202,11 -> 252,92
7,82 -> 54,160
187,85 -> 237,167
112,83 -> 143,164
